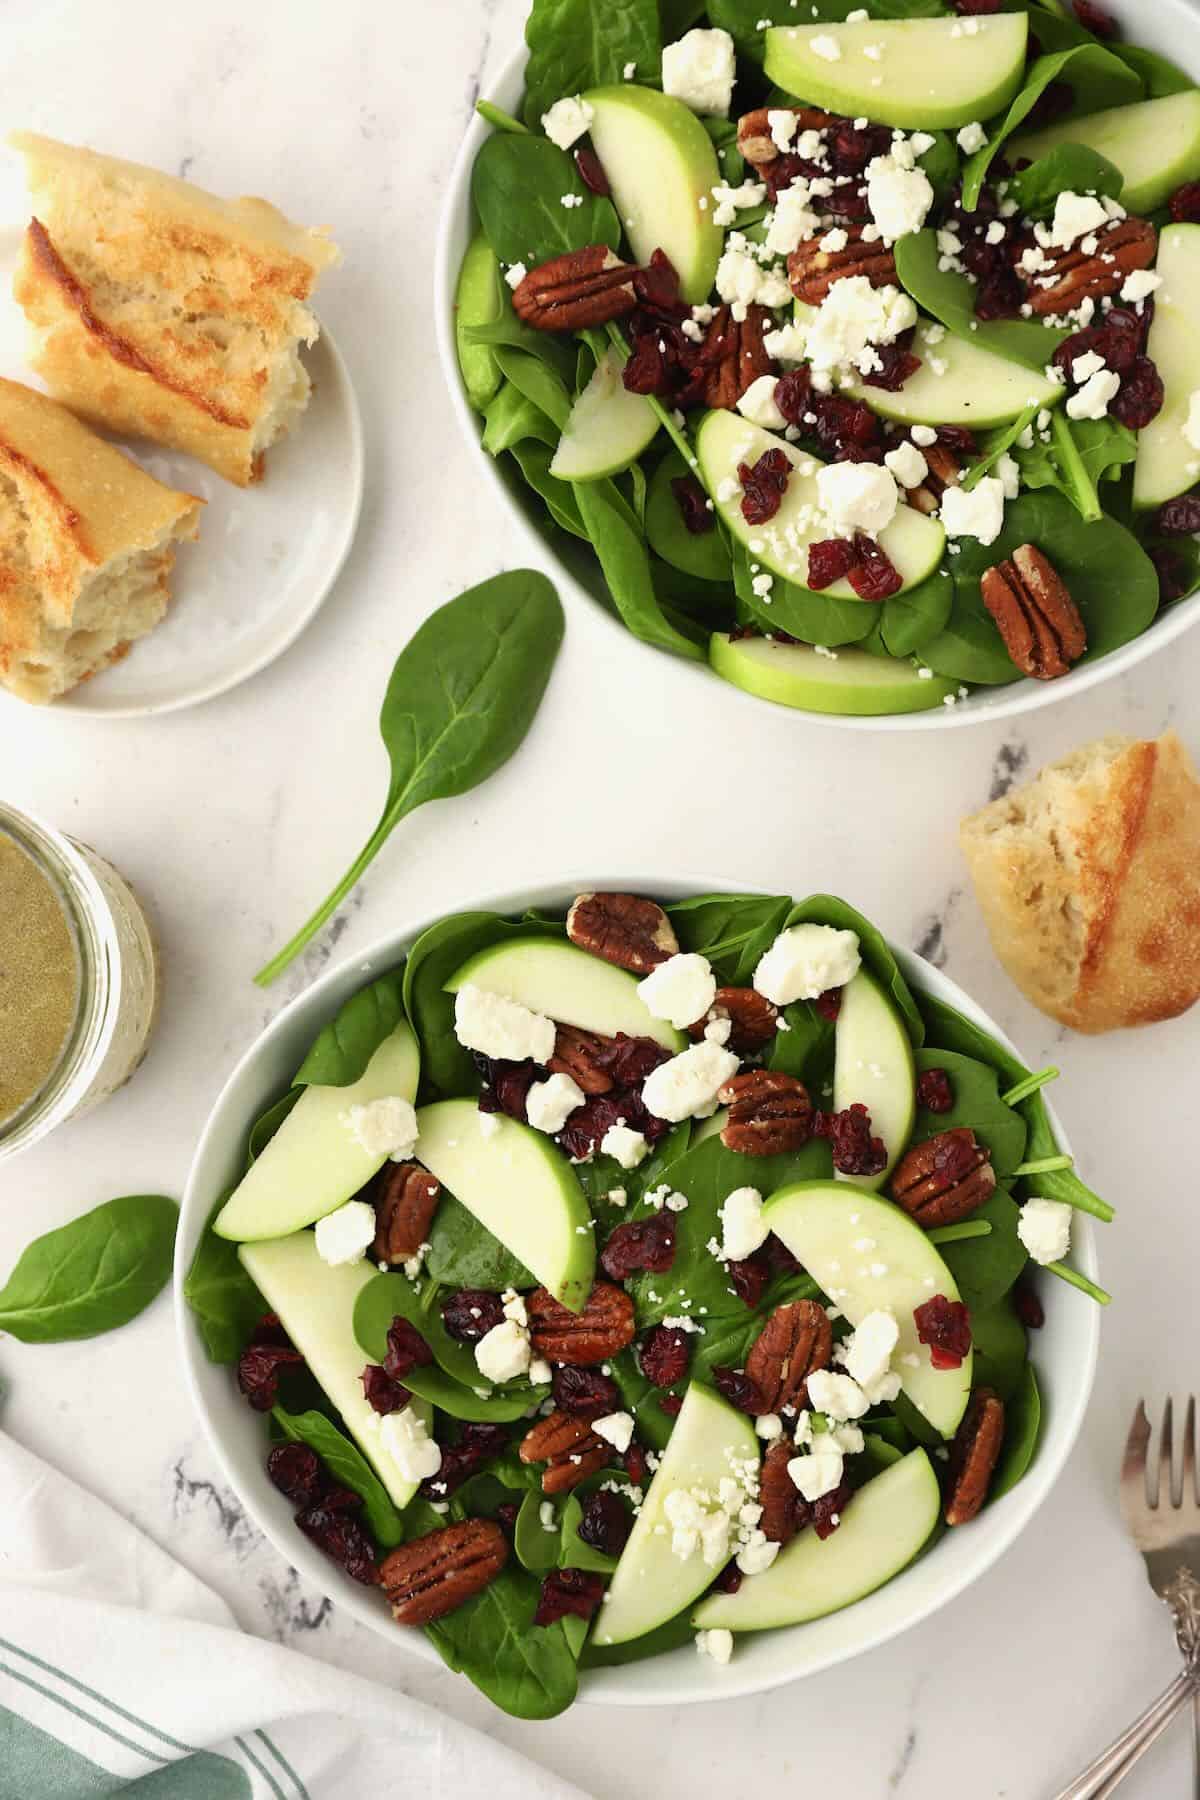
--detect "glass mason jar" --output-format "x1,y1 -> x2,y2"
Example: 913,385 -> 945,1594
0,801 -> 160,1163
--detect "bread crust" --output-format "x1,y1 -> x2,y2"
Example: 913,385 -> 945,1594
960,732 -> 1200,1034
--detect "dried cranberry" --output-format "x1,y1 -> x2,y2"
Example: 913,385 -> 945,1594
914,1295 -> 973,1370
934,425 -> 979,458
847,533 -> 902,601
578,1490 -> 632,1557
574,146 -> 609,196
825,178 -> 871,221
1012,1279 -> 1046,1331
634,249 -> 684,315
1072,0 -> 1117,36
1110,357 -> 1164,431
1157,494 -> 1200,537
953,0 -> 1001,11
621,331 -> 674,396
659,1392 -> 684,1416
764,1231 -> 801,1278
476,1056 -> 542,1120
639,1324 -> 691,1388
671,473 -> 715,535
1025,79 -> 1075,131
727,1250 -> 770,1308
1171,182 -> 1200,224
711,1366 -> 763,1415
237,1341 -> 304,1412
814,1103 -> 888,1177
624,1440 -> 649,1488
591,1033 -> 671,1087
600,1214 -> 676,1279
420,1421 -> 509,1498
1149,545 -> 1195,604
774,366 -> 813,426
811,1481 -> 853,1539
712,1561 -> 743,1594
806,537 -> 858,590
534,1567 -> 607,1627
496,1501 -> 520,1538
975,264 -> 1025,322
295,1503 -> 377,1585
814,987 -> 842,1022
1053,310 -> 1144,381
559,1082 -> 670,1161
739,448 -> 791,525
383,1318 -> 434,1382
441,1289 -> 505,1345
917,1068 -> 955,1114
553,1365 -> 621,1415
267,1443 -> 324,1508
361,1363 -> 409,1414
862,334 -> 922,394
827,121 -> 891,176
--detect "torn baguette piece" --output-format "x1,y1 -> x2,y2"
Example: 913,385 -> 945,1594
9,132 -> 340,486
960,731 -> 1200,1034
0,377 -> 202,704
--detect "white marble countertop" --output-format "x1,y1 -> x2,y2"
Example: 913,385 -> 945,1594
1,2 -> 1198,1793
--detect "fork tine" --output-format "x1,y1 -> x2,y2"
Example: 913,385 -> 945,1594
1120,1400 -> 1152,1523
1184,1396 -> 1198,1509
1156,1396 -> 1175,1509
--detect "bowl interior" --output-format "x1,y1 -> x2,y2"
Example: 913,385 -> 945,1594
433,0 -> 1200,732
176,877 -> 1099,1706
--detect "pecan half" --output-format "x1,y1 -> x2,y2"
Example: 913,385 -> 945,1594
698,303 -> 775,410
788,221 -> 898,305
378,1519 -> 507,1624
1023,215 -> 1156,318
944,1388 -> 1005,1526
547,1023 -> 614,1095
688,986 -> 779,1055
890,1128 -> 996,1228
527,1281 -> 635,1365
519,1409 -> 610,1493
980,543 -> 1086,680
907,440 -> 963,517
511,246 -> 638,332
566,892 -> 679,973
745,1299 -> 832,1415
760,1438 -> 803,1545
736,105 -> 833,168
719,1069 -> 814,1155
372,1163 -> 441,1264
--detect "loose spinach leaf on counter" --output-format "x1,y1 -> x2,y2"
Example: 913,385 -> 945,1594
294,972 -> 406,1088
272,1406 -> 405,1548
1007,143 -> 1123,219
0,1195 -> 177,1344
426,1564 -> 580,1717
184,1194 -> 266,1364
255,571 -> 564,985
471,133 -> 620,269
522,0 -> 661,128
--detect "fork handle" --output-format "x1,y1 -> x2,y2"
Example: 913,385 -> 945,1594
1051,1670 -> 1196,1800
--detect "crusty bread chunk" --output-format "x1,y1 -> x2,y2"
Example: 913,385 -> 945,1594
960,731 -> 1200,1034
9,132 -> 340,486
0,377 -> 202,704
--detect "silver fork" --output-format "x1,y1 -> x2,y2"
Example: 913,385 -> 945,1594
1053,1398 -> 1200,1799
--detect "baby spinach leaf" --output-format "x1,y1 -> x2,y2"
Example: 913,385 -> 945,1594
662,0 -> 709,37
1110,44 -> 1196,97
403,911 -> 558,1101
425,1564 -> 579,1718
573,477 -> 707,661
471,133 -> 620,268
356,1270 -> 549,1422
246,1091 -> 300,1163
939,1189 -> 1026,1314
894,231 -> 1070,369
991,1361 -> 1042,1499
769,1002 -> 836,1090
878,567 -> 955,658
912,1049 -> 1027,1179
786,893 -> 925,1047
709,0 -> 944,61
184,1196 -> 266,1364
294,972 -> 406,1088
646,449 -> 732,582
560,1486 -> 621,1574
666,890 -> 793,985
969,1293 -> 1028,1401
426,1193 -> 536,1290
1007,143 -> 1123,218
492,345 -> 572,431
580,1608 -> 697,1667
1014,412 -> 1135,521
465,309 -> 575,383
515,1487 -> 563,1573
482,382 -> 559,454
860,1433 -> 905,1477
523,0 -> 661,128
405,1366 -> 544,1423
510,442 -> 587,539
964,402 -> 1045,492
0,1195 -> 177,1343
573,1121 -> 692,1239
917,584 -> 1022,687
608,1345 -> 676,1451
273,1406 -> 405,1548
256,572 -> 564,984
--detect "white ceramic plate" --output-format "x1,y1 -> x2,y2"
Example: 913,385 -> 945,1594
434,0 -> 1200,731
0,222 -> 363,717
176,876 -> 1100,1708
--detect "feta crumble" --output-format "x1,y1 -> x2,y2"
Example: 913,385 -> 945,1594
940,477 -> 1006,546
454,983 -> 556,1064
600,1124 -> 650,1170
662,28 -> 736,117
380,1406 -> 442,1483
641,1041 -> 739,1122
720,1186 -> 768,1262
753,922 -> 861,1005
526,1071 -> 585,1135
342,1095 -> 419,1161
592,1412 -> 635,1454
695,1628 -> 733,1664
314,1199 -> 376,1267
541,96 -> 594,151
638,952 -> 717,1030
1017,1197 -> 1072,1266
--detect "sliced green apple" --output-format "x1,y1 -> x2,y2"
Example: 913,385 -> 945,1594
792,302 -> 1061,428
592,1383 -> 759,1647
238,1231 -> 433,1511
1011,91 -> 1200,218
445,936 -> 684,1053
833,969 -> 915,1187
697,411 -> 945,596
1134,224 -> 1200,510
710,633 -> 958,715
693,1449 -> 939,1632
415,1099 -> 594,1311
765,14 -> 1028,132
764,1182 -> 972,1437
454,230 -> 503,412
214,1023 -> 420,1242
549,347 -> 659,481
582,86 -> 723,304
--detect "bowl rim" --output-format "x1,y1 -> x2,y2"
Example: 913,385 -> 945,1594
175,873 -> 1100,1707
432,33 -> 1200,734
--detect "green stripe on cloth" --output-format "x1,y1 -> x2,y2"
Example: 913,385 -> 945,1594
234,1736 -> 288,1800
0,1636 -> 193,1755
255,1730 -> 312,1800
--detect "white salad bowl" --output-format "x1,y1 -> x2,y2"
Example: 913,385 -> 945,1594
176,877 -> 1100,1707
434,2 -> 1200,731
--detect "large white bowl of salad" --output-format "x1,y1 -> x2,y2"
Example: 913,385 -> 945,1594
435,0 -> 1200,727
178,878 -> 1106,1717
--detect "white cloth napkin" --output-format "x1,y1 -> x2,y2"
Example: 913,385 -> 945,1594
0,1432 -> 589,1800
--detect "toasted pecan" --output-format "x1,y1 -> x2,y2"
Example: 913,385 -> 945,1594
378,1519 -> 507,1624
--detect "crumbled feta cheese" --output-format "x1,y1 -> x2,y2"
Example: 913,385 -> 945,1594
475,1318 -> 532,1383
762,322 -> 809,364
342,1095 -> 419,1161
804,277 -> 917,383
314,1199 -> 376,1267
866,155 -> 934,241
592,1412 -> 635,1454
695,1628 -> 733,1665
1072,350 -> 1106,384
811,33 -> 842,61
806,1368 -> 869,1421
756,1413 -> 784,1441
765,182 -> 821,256
911,424 -> 938,447
641,1041 -> 739,1122
711,178 -> 767,227
529,1358 -> 553,1386
753,922 -> 861,1005
830,1422 -> 865,1455
454,983 -> 556,1063
526,1071 -> 585,1135
1017,1197 -> 1072,1266
842,1309 -> 899,1390
1048,191 -> 1109,250
600,1124 -> 650,1169
940,477 -> 1005,546
816,460 -> 900,538
380,1406 -> 442,1482
541,96 -> 594,151
736,1533 -> 780,1576
504,262 -> 527,290
1066,368 -> 1121,422
662,27 -> 736,117
623,60 -> 637,79
736,374 -> 788,430
995,452 -> 1021,500
787,1447 -> 844,1501
720,1186 -> 768,1262
884,440 -> 928,489
956,121 -> 987,155
715,234 -> 793,321
1121,269 -> 1162,305
768,108 -> 800,152
539,1500 -> 557,1531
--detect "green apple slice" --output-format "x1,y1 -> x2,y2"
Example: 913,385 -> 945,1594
710,633 -> 958,715
445,936 -> 684,1053
549,347 -> 659,481
1011,91 -> 1200,218
833,969 -> 915,1187
1134,224 -> 1200,511
415,1099 -> 594,1310
238,1231 -> 433,1511
693,1449 -> 939,1632
765,14 -> 1028,132
697,411 -> 946,596
592,1383 -> 759,1647
454,230 -> 503,413
214,1023 -> 420,1242
582,86 -> 723,304
792,302 -> 1061,428
764,1183 -> 972,1437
